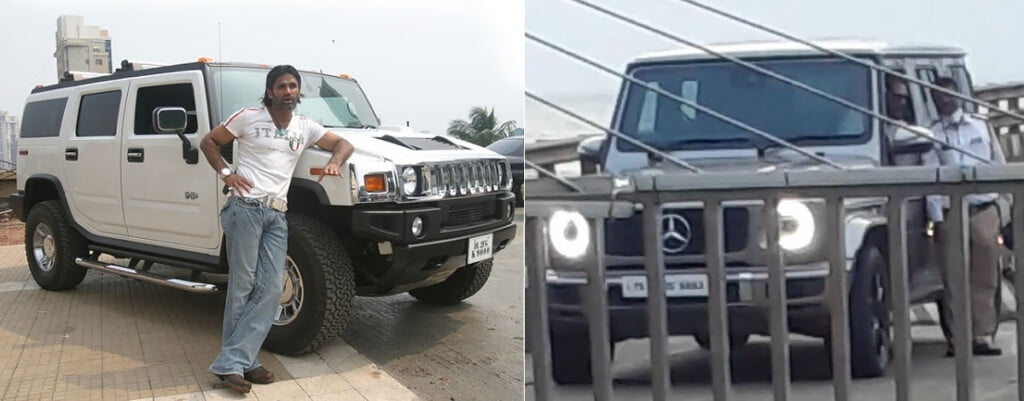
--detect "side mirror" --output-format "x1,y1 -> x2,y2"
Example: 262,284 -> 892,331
153,106 -> 199,165
576,136 -> 605,174
890,125 -> 934,155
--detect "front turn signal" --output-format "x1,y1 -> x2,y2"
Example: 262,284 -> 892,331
364,174 -> 387,192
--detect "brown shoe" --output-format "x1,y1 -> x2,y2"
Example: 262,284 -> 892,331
216,373 -> 252,393
244,366 -> 276,384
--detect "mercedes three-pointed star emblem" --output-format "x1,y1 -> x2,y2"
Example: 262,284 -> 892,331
661,213 -> 692,254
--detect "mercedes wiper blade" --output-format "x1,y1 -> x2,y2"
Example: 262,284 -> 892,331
661,137 -> 749,147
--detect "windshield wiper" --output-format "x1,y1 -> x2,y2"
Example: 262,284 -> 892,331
658,137 -> 749,148
755,134 -> 860,160
758,134 -> 859,151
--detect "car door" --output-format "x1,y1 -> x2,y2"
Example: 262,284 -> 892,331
63,83 -> 128,237
120,71 -> 221,251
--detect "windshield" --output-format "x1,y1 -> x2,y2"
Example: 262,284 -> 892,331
486,138 -> 524,156
211,67 -> 380,128
617,58 -> 872,150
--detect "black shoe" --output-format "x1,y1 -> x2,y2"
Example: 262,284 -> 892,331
216,374 -> 252,393
945,340 -> 1003,357
973,340 -> 1003,356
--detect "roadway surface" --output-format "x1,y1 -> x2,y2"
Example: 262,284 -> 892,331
526,325 -> 1021,401
340,209 -> 526,401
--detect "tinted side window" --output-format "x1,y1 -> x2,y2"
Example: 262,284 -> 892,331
134,83 -> 198,135
21,98 -> 68,138
76,90 -> 122,137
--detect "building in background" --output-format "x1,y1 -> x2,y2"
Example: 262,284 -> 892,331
54,15 -> 111,80
975,82 -> 1024,162
0,112 -> 19,168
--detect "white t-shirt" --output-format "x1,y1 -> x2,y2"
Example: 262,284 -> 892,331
223,107 -> 327,201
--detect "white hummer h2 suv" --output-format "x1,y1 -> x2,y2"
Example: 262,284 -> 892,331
13,59 -> 518,355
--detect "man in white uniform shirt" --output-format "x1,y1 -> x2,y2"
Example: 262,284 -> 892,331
198,65 -> 354,393
923,77 -> 1005,356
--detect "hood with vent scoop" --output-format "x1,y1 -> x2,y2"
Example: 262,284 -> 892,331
326,126 -> 505,164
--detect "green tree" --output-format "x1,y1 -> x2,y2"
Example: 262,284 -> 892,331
447,106 -> 518,146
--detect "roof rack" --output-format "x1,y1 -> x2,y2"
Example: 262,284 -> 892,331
116,60 -> 169,73
60,70 -> 111,82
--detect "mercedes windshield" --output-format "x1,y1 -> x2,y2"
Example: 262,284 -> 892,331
616,58 -> 872,151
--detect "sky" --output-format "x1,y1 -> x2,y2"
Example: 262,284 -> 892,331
0,0 -> 525,136
525,0 -> 1024,139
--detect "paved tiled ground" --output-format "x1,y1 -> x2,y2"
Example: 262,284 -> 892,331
0,245 -> 419,401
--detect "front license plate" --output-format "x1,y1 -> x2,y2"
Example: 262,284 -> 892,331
620,274 -> 709,298
467,234 -> 493,264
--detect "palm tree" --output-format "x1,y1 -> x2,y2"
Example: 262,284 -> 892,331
447,106 -> 518,146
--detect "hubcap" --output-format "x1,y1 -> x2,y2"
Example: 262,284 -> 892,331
274,256 -> 304,326
32,223 -> 56,272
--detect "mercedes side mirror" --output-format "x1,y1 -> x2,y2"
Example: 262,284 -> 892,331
576,135 -> 605,174
891,125 -> 934,155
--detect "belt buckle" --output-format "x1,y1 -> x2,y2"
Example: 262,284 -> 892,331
266,197 -> 288,212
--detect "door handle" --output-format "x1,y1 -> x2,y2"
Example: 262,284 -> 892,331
64,148 -> 78,161
127,148 -> 145,163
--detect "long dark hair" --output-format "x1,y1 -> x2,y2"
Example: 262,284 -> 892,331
262,65 -> 301,107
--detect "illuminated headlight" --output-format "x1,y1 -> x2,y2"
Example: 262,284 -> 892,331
777,200 -> 815,251
401,167 -> 418,195
548,210 -> 589,258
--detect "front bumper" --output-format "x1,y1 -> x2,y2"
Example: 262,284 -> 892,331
350,192 -> 516,243
358,221 -> 517,295
545,261 -> 850,339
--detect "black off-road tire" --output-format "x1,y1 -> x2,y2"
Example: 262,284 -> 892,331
846,244 -> 891,379
263,213 -> 356,356
409,259 -> 493,305
24,201 -> 89,290
550,323 -> 616,385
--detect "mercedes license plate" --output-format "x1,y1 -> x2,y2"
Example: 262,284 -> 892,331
620,274 -> 709,298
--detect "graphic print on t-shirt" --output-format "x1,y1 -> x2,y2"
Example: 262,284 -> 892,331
222,107 -> 328,200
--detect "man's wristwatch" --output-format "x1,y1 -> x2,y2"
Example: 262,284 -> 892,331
218,167 -> 232,180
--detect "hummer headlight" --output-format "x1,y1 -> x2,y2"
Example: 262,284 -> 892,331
548,210 -> 590,259
777,200 -> 816,252
401,167 -> 417,195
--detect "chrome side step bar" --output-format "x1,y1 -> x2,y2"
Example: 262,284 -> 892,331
75,257 -> 219,293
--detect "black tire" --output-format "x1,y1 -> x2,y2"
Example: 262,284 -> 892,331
514,182 -> 524,206
263,213 -> 356,356
550,323 -> 616,385
409,259 -> 493,305
694,332 -> 749,351
847,244 -> 891,379
24,201 -> 88,290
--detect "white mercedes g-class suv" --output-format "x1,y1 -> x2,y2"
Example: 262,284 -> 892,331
13,59 -> 518,355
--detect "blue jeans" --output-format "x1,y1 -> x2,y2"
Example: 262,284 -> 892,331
209,196 -> 288,376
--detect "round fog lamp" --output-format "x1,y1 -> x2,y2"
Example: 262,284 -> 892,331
777,200 -> 815,251
411,216 -> 424,237
548,210 -> 589,258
